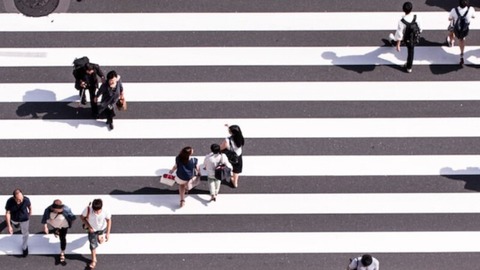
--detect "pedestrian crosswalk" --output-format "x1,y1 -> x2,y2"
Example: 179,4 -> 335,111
1,1 -> 480,269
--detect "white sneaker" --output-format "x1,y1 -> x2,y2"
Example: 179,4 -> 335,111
407,68 -> 412,73
388,33 -> 396,46
388,33 -> 395,42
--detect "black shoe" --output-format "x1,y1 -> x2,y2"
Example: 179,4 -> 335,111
22,247 -> 28,257
81,99 -> 87,105
108,123 -> 114,130
460,57 -> 464,65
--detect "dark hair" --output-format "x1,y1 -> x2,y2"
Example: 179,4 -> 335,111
106,70 -> 118,80
403,1 -> 413,14
229,125 -> 245,148
51,199 -> 64,210
210,143 -> 221,154
92,199 -> 103,211
85,63 -> 94,71
361,254 -> 373,266
460,0 -> 469,8
12,188 -> 22,196
177,146 -> 193,165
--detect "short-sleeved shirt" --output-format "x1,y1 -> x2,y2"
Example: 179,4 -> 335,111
176,157 -> 197,181
449,6 -> 476,24
5,196 -> 31,222
394,13 -> 421,41
81,206 -> 111,231
348,257 -> 380,270
224,137 -> 243,156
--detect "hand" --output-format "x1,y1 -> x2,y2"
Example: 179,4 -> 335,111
396,44 -> 401,52
44,226 -> 49,234
105,232 -> 110,242
88,227 -> 94,233
7,225 -> 13,235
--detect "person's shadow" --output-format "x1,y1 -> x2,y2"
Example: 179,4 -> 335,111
16,88 -> 105,128
322,45 -> 404,73
425,0 -> 480,11
440,167 -> 480,191
110,168 -> 210,211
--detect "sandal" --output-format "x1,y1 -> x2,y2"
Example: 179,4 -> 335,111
180,200 -> 185,207
59,253 -> 66,265
89,260 -> 97,269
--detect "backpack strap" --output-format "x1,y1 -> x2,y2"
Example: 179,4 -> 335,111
456,6 -> 469,18
401,15 -> 416,26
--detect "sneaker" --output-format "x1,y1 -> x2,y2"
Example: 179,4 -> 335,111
22,247 -> 28,257
406,68 -> 412,73
388,33 -> 396,46
108,123 -> 114,130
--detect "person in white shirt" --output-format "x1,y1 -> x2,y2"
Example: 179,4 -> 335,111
203,143 -> 232,202
446,0 -> 476,65
41,200 -> 76,265
81,199 -> 112,269
347,254 -> 380,270
388,2 -> 421,73
220,124 -> 245,188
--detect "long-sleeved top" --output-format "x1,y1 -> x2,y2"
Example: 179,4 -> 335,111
41,205 -> 76,228
96,80 -> 124,107
203,152 -> 232,178
73,63 -> 105,89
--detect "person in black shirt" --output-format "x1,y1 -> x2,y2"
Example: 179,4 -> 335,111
73,62 -> 105,117
94,70 -> 124,130
5,189 -> 32,257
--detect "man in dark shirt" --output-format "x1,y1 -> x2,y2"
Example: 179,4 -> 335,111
73,62 -> 105,117
5,189 -> 32,257
94,70 -> 124,130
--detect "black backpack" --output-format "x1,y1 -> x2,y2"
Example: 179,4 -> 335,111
454,7 -> 470,39
72,56 -> 89,78
401,15 -> 420,45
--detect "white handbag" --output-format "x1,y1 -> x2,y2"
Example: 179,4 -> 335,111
160,174 -> 176,186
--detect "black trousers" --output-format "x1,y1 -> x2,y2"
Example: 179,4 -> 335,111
104,107 -> 115,124
79,87 -> 98,115
406,44 -> 414,69
52,227 -> 68,251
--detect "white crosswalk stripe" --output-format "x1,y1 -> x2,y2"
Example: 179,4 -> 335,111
1,3 -> 479,269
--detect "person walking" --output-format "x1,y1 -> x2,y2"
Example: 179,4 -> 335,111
446,0 -> 475,65
169,146 -> 200,207
388,2 -> 421,73
80,199 -> 112,269
220,124 -> 245,188
5,189 -> 31,257
347,254 -> 380,270
94,70 -> 124,130
203,143 -> 232,202
41,199 -> 76,265
73,62 -> 105,117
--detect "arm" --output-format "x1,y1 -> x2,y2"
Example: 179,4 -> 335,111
95,65 -> 106,83
41,207 -> 49,233
169,164 -> 177,174
5,210 -> 13,234
105,218 -> 112,241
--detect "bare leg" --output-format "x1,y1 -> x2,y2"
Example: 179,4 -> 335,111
179,184 -> 186,206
